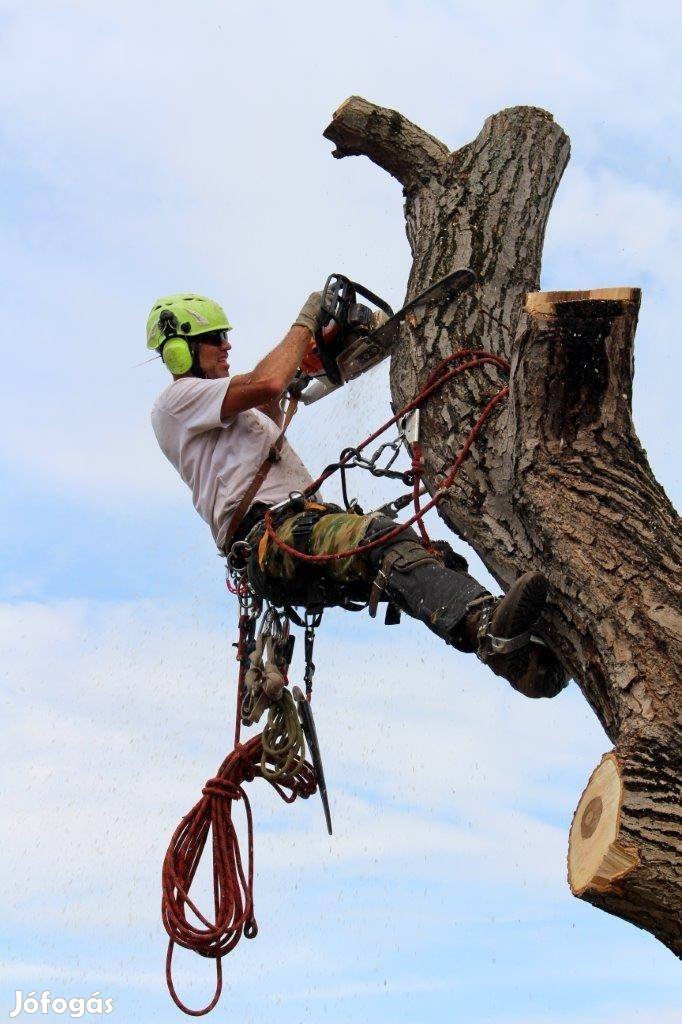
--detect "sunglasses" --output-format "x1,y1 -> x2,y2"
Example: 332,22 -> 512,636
198,330 -> 230,348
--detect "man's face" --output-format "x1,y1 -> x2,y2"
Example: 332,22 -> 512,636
197,332 -> 231,378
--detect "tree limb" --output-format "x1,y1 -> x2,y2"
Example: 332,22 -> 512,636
324,95 -> 450,191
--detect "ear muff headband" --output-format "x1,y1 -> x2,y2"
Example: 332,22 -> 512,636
161,336 -> 193,375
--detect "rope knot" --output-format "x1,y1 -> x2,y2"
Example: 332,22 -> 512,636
202,777 -> 241,800
233,743 -> 257,778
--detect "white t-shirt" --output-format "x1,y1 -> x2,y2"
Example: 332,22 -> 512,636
151,377 -> 317,549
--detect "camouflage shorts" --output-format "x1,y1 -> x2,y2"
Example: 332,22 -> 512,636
245,502 -> 386,608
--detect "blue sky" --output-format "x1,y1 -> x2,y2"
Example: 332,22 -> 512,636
1,1 -> 680,1021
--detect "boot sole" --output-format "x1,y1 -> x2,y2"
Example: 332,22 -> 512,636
489,571 -> 547,639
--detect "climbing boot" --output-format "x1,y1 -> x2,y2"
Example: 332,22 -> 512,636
465,571 -> 566,698
511,644 -> 568,699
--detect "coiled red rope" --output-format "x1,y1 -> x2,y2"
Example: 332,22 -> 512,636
263,349 -> 510,563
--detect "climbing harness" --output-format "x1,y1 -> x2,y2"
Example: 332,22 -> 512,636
161,271 -> 516,1016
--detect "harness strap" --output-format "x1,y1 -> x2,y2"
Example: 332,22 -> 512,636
368,548 -> 403,618
290,507 -> 328,555
368,539 -> 439,619
222,396 -> 299,551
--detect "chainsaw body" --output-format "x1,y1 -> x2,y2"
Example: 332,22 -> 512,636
315,274 -> 394,385
295,268 -> 477,405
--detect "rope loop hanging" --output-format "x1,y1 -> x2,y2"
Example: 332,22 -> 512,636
162,728 -> 316,1016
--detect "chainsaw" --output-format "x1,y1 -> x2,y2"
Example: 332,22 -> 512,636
292,267 -> 477,405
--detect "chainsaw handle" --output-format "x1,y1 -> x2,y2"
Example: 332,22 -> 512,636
319,273 -> 394,329
315,273 -> 394,385
348,280 -> 393,319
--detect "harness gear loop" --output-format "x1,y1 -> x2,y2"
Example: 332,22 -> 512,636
162,601 -> 318,1017
241,608 -> 297,726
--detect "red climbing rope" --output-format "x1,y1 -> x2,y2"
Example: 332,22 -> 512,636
263,349 -> 510,563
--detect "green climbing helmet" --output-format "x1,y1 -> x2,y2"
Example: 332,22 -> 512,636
146,293 -> 233,375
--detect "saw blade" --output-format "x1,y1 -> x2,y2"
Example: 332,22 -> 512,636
293,687 -> 332,836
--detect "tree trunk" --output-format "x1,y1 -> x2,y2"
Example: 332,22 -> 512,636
324,97 -> 682,955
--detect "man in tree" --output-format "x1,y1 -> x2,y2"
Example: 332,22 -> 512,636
148,292 -> 565,698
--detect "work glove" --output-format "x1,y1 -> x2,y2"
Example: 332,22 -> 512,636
292,291 -> 324,335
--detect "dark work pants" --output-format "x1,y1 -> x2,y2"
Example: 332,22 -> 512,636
363,516 -> 488,649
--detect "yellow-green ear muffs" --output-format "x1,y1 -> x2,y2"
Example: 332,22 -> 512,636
161,336 -> 193,375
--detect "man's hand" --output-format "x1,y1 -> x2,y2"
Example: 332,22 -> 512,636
292,292 -> 324,335
299,321 -> 339,376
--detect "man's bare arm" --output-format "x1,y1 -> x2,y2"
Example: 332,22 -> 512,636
220,293 -> 322,422
220,324 -> 313,421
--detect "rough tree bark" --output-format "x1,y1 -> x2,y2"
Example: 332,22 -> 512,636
323,97 -> 681,955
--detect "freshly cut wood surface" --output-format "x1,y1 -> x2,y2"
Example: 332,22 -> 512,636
568,753 -> 639,895
525,288 -> 640,315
